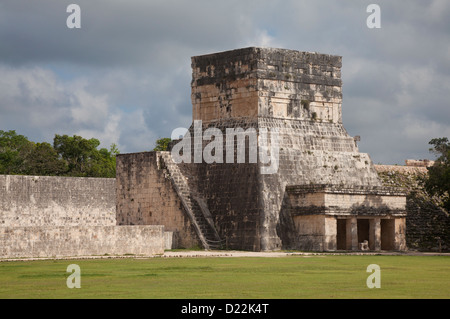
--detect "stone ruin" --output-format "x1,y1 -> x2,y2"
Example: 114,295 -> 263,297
116,47 -> 407,252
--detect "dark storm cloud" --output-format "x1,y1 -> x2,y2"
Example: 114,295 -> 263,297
0,0 -> 257,67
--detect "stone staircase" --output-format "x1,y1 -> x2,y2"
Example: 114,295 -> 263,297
158,152 -> 224,250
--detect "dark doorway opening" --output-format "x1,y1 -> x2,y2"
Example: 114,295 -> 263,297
357,219 -> 370,246
336,219 -> 347,250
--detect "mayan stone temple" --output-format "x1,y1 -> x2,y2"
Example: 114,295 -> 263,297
116,47 -> 407,252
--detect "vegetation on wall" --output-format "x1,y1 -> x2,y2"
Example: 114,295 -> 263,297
153,137 -> 171,151
423,137 -> 450,212
377,137 -> 449,252
378,167 -> 448,251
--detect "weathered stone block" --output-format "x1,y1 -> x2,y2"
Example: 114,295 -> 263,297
0,175 -> 116,227
192,47 -> 343,124
116,152 -> 201,249
0,225 -> 165,258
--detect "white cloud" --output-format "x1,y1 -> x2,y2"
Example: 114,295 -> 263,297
70,83 -> 110,128
0,65 -> 70,132
0,65 -> 125,149
400,114 -> 450,142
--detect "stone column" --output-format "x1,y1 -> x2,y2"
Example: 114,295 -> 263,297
394,218 -> 407,251
324,216 -> 337,251
346,217 -> 358,250
369,218 -> 381,251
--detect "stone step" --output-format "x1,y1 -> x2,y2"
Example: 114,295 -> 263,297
160,152 -> 223,250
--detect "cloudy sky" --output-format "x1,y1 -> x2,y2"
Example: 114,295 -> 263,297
0,0 -> 449,164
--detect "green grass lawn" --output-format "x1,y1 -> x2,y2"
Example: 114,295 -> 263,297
0,255 -> 448,299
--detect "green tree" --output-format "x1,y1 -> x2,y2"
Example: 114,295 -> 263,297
153,137 -> 171,151
0,130 -> 34,174
53,134 -> 99,176
53,134 -> 119,177
89,144 -> 119,178
25,142 -> 68,176
0,130 -> 119,177
424,137 -> 450,211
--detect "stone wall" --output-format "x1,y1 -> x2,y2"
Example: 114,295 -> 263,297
292,215 -> 336,251
0,175 -> 166,258
374,164 -> 427,175
256,48 -> 342,123
0,175 -> 116,227
191,47 -> 259,123
0,225 -> 164,258
286,185 -> 406,215
116,152 -> 200,249
175,118 -> 263,251
375,165 -> 449,251
405,159 -> 434,167
191,47 -> 343,124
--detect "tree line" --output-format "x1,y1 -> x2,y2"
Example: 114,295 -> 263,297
0,130 -> 118,178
